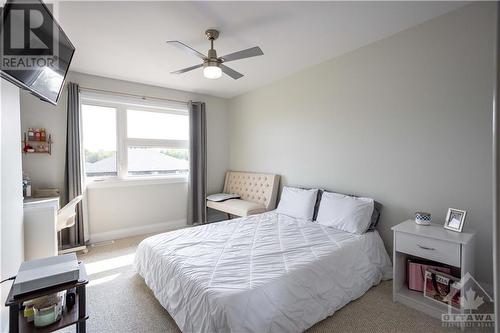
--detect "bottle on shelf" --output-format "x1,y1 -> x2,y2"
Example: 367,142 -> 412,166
28,128 -> 34,141
40,128 -> 46,142
23,174 -> 32,197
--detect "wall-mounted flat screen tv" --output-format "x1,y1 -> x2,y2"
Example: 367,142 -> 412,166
0,0 -> 75,105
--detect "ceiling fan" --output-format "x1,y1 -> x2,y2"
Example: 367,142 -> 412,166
167,29 -> 263,80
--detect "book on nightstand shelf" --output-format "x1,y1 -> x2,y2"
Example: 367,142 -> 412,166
12,253 -> 80,297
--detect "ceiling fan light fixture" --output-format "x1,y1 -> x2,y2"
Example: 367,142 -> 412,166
203,64 -> 222,79
168,29 -> 263,80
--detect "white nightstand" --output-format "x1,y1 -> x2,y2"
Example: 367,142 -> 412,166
392,220 -> 475,319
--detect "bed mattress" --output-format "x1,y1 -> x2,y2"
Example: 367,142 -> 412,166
135,211 -> 392,333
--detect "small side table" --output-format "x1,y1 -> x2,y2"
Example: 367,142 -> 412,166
392,220 -> 475,319
5,262 -> 89,333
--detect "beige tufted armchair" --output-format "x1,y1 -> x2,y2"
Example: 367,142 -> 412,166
207,171 -> 280,218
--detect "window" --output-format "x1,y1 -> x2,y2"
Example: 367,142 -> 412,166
81,105 -> 117,177
127,110 -> 188,141
127,147 -> 188,176
81,92 -> 189,180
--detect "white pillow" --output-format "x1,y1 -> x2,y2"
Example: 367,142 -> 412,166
316,192 -> 374,234
206,193 -> 240,202
276,187 -> 318,220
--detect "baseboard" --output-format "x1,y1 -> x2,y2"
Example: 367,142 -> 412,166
59,245 -> 88,255
89,219 -> 187,244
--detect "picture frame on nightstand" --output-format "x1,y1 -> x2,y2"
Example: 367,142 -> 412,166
444,208 -> 467,232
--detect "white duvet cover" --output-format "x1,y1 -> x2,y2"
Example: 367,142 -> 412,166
135,212 -> 392,333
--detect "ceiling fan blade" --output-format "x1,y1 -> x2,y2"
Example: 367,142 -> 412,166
167,40 -> 206,60
220,46 -> 263,63
220,64 -> 244,80
171,63 -> 203,74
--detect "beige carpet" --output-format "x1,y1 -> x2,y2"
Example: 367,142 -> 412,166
57,235 -> 469,333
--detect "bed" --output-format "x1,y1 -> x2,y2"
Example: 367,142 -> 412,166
135,211 -> 392,333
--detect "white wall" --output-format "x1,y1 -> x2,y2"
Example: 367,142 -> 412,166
20,82 -> 68,198
0,80 -> 24,331
20,72 -> 230,242
86,180 -> 188,242
228,3 -> 495,284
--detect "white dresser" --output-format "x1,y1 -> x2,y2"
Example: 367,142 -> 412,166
23,196 -> 60,260
392,220 -> 475,319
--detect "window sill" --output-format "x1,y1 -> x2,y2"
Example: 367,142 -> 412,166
86,175 -> 188,189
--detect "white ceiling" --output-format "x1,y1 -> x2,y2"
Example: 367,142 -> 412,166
57,1 -> 466,99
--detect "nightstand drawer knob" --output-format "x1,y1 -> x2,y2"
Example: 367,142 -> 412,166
417,244 -> 435,251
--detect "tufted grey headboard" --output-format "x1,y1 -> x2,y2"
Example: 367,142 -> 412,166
223,171 -> 281,210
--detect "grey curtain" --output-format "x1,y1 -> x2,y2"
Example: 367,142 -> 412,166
187,101 -> 207,225
62,82 -> 85,247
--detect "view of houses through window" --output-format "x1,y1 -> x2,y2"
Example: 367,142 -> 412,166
81,94 -> 189,179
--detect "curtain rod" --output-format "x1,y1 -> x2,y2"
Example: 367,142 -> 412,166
78,86 -> 189,105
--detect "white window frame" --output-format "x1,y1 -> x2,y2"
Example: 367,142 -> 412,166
80,91 -> 189,185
